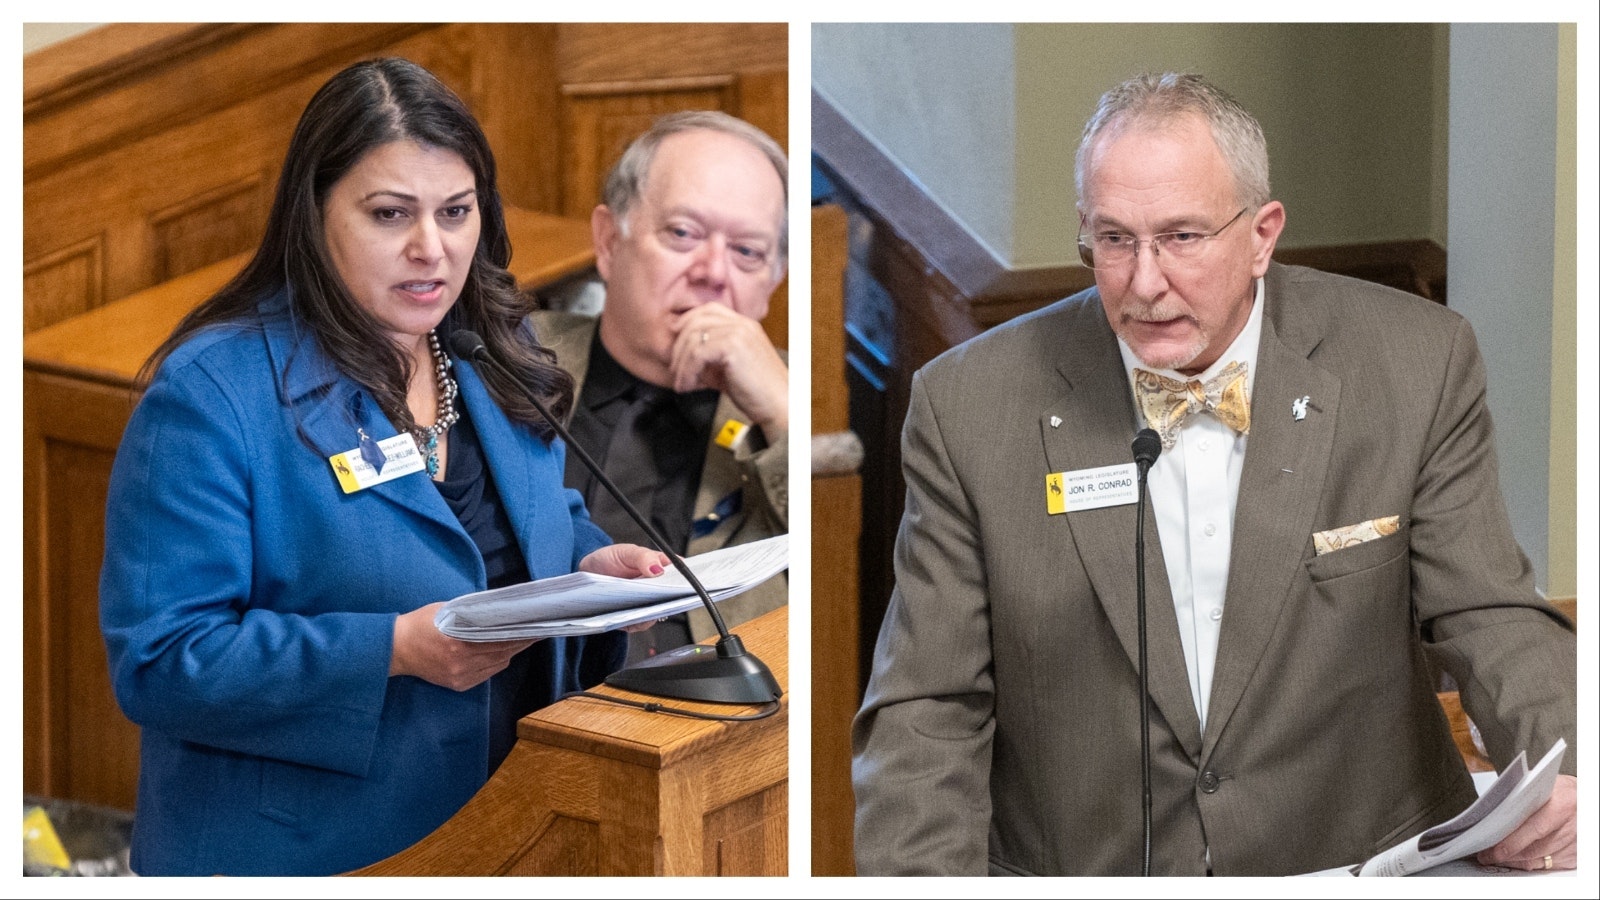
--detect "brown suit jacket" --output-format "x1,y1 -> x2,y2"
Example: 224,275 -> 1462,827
529,310 -> 788,640
851,263 -> 1576,876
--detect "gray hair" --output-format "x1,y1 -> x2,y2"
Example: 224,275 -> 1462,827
602,110 -> 789,266
1075,73 -> 1271,211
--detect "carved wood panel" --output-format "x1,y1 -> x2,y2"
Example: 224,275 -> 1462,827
25,371 -> 144,811
703,784 -> 786,875
23,237 -> 104,334
149,175 -> 270,283
25,23 -> 789,335
559,80 -> 737,218
46,440 -> 139,809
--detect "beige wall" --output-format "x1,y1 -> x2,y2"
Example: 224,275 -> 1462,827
812,23 -> 1019,262
1014,23 -> 1445,266
24,23 -> 103,54
815,23 -> 1447,270
1549,23 -> 1577,601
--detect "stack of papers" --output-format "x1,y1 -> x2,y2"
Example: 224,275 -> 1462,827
1306,738 -> 1567,877
435,534 -> 788,640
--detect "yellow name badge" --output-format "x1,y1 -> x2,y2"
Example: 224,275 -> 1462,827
329,433 -> 427,494
1046,473 -> 1068,515
714,419 -> 749,450
1048,462 -> 1140,514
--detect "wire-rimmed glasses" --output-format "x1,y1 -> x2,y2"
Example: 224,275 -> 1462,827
1077,207 -> 1248,270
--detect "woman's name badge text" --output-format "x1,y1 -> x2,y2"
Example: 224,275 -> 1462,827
330,434 -> 427,494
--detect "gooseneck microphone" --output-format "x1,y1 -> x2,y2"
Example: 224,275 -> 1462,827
1131,427 -> 1161,876
449,329 -> 781,705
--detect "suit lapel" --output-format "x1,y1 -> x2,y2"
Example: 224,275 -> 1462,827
264,307 -> 470,559
529,311 -> 595,422
1040,300 -> 1204,759
458,359 -> 569,581
1203,269 -> 1340,758
687,393 -> 747,556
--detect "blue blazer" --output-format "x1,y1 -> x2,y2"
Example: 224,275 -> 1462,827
100,293 -> 614,875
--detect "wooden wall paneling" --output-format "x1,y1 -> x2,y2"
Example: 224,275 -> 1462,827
23,24 -> 433,182
812,205 -> 851,434
22,23 -> 581,334
147,174 -> 270,283
24,371 -> 145,811
739,70 -> 793,353
554,23 -> 786,85
811,203 -> 860,876
23,236 -> 104,334
557,79 -> 737,218
702,785 -> 786,874
25,78 -> 301,315
811,472 -> 861,876
1276,238 -> 1448,304
26,29 -> 385,328
735,66 -> 790,155
455,23 -> 563,214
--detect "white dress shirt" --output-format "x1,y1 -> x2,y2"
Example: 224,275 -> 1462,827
1117,278 -> 1264,733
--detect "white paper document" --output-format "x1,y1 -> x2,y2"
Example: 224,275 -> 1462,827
434,534 -> 789,640
1304,738 -> 1566,877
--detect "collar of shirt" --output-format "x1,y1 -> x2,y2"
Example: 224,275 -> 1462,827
1112,276 -> 1265,734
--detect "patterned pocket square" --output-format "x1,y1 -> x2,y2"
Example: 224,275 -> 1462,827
1313,515 -> 1401,556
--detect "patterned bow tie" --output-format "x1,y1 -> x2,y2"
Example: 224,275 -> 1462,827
1133,360 -> 1251,450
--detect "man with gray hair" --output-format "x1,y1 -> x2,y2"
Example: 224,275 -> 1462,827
533,111 -> 789,659
852,73 -> 1575,876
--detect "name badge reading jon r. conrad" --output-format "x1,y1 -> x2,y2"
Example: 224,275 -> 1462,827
1046,462 -> 1139,514
329,433 -> 427,494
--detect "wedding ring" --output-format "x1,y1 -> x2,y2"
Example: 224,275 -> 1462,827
1542,855 -> 1553,870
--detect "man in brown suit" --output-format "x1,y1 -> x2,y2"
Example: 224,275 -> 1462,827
851,73 -> 1576,876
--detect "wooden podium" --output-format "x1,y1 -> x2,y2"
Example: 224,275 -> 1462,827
350,607 -> 789,877
22,208 -> 596,813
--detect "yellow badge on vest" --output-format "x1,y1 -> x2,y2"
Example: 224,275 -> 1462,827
714,419 -> 749,450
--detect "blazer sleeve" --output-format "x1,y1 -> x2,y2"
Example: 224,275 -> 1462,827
100,361 -> 393,778
1408,317 -> 1577,775
851,368 -> 996,875
734,428 -> 788,531
736,347 -> 790,531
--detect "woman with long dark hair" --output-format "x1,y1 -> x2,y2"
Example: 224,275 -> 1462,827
100,57 -> 664,876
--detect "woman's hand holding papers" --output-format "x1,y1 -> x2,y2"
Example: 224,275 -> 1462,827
391,602 -> 537,691
579,543 -> 670,579
581,543 -> 671,633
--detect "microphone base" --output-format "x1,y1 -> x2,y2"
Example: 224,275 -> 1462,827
604,636 -> 783,705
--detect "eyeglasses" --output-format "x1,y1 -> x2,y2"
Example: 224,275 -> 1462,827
1077,207 -> 1249,270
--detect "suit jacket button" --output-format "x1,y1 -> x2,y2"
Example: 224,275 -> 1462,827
1199,771 -> 1221,793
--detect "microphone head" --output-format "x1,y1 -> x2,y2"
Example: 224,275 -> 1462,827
1132,428 -> 1162,468
447,329 -> 488,361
